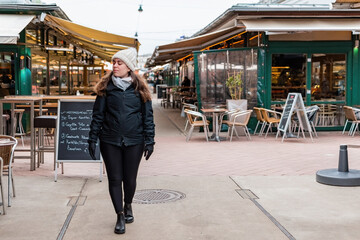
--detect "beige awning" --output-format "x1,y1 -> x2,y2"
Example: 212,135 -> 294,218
148,26 -> 244,66
158,26 -> 244,53
44,15 -> 140,61
241,19 -> 360,33
0,14 -> 35,44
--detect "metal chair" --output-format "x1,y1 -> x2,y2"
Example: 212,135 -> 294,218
184,109 -> 210,142
253,107 -> 266,135
182,103 -> 198,132
306,105 -> 320,137
342,106 -> 360,135
222,110 -> 253,141
218,109 -> 242,136
291,105 -> 319,138
260,108 -> 282,138
343,106 -> 360,136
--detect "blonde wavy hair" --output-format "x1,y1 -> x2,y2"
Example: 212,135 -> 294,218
94,71 -> 152,102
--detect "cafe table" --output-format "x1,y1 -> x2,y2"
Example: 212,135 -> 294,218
0,96 -> 43,171
201,108 -> 228,142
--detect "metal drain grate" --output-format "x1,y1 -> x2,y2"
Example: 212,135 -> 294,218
236,189 -> 259,200
133,189 -> 186,204
67,196 -> 87,206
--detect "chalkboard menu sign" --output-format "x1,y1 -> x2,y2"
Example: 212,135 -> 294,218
276,93 -> 313,142
56,100 -> 101,161
278,93 -> 296,132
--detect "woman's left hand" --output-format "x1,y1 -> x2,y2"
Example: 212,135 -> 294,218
143,144 -> 154,160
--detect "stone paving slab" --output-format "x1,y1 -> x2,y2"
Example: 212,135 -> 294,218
64,176 -> 287,240
232,175 -> 360,240
0,176 -> 85,240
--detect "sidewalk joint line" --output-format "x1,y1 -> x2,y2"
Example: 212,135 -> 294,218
56,178 -> 88,240
229,176 -> 296,240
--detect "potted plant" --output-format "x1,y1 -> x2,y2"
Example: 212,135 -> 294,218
226,71 -> 243,100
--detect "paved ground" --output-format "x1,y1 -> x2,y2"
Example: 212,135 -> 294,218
1,97 -> 360,239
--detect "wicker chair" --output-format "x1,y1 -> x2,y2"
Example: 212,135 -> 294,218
0,135 -> 17,211
0,157 -> 4,214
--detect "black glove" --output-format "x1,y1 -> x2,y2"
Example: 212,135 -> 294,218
143,144 -> 154,160
88,142 -> 97,160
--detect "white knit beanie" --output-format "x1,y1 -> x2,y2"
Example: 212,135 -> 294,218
111,48 -> 137,72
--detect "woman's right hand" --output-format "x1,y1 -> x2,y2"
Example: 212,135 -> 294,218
88,142 -> 97,160
143,144 -> 154,160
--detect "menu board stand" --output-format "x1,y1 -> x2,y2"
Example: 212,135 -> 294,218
55,99 -> 103,182
276,93 -> 314,143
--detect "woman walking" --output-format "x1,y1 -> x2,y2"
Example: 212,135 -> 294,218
88,48 -> 155,234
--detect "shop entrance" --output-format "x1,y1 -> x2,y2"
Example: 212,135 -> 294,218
271,54 -> 306,101
0,52 -> 15,97
270,52 -> 347,127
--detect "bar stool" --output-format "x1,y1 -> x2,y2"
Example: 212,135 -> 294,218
34,115 -> 63,172
14,109 -> 25,147
161,89 -> 171,108
2,114 -> 9,134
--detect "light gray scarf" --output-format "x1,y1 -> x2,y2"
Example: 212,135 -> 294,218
112,75 -> 132,91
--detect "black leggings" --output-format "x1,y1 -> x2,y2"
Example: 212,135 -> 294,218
100,142 -> 144,214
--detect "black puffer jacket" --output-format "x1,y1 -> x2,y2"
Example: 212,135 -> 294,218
88,80 -> 155,147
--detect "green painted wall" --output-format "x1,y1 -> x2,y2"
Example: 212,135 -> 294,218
0,29 -> 32,96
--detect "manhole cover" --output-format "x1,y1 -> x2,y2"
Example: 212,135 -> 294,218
133,189 -> 186,204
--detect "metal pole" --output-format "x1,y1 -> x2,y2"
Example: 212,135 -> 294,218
59,59 -> 61,95
338,145 -> 349,172
67,63 -> 70,95
46,51 -> 50,95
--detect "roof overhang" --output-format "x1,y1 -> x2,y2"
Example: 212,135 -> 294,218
193,4 -> 360,36
0,14 -> 35,44
241,18 -> 360,33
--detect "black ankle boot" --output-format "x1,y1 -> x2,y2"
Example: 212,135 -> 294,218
124,203 -> 134,223
114,212 -> 125,234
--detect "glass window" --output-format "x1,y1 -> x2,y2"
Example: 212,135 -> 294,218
271,54 -> 307,101
70,66 -> 83,94
87,66 -> 102,88
31,54 -> 46,95
32,54 -> 70,95
199,51 -> 227,106
0,52 -> 15,97
197,49 -> 258,109
311,54 -> 346,101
